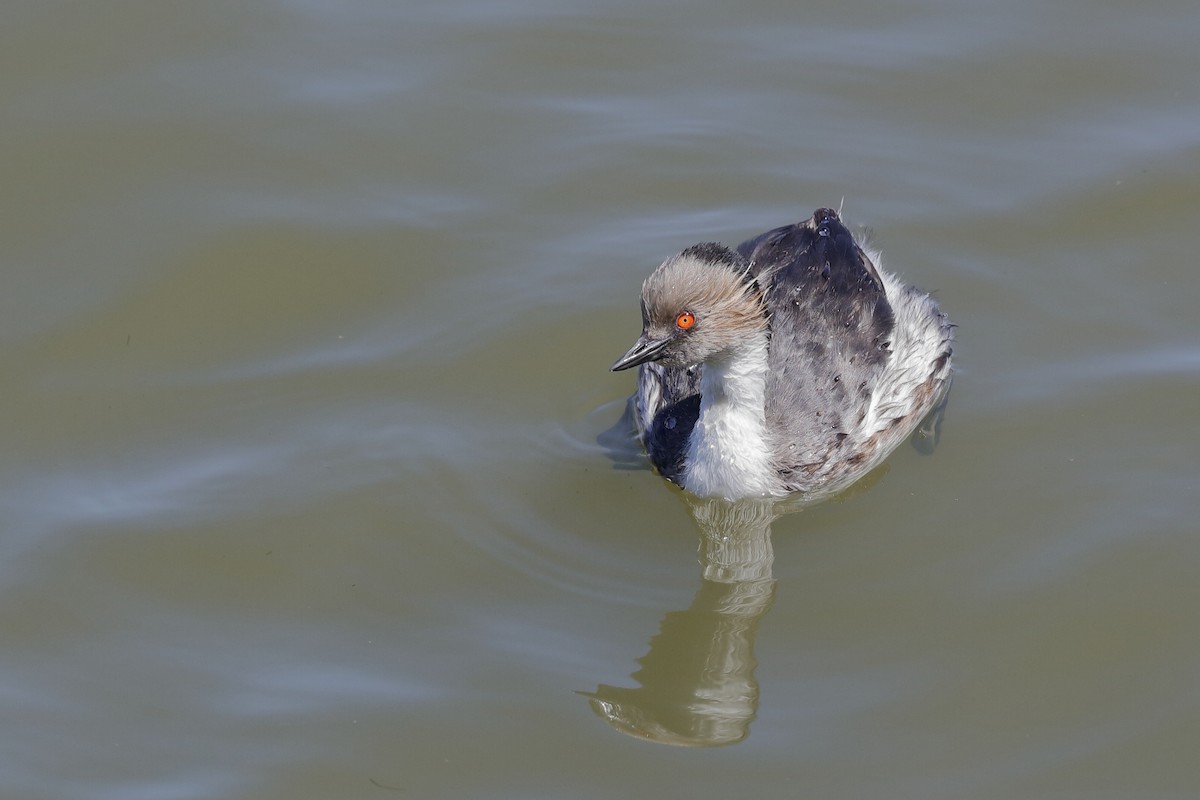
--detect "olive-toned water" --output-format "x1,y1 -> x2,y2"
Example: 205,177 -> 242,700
3,1 -> 1199,798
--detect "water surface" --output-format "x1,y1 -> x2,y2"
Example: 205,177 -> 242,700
3,1 -> 1199,798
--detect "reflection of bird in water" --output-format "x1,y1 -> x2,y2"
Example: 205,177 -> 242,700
581,499 -> 777,747
612,208 -> 953,500
582,576 -> 772,747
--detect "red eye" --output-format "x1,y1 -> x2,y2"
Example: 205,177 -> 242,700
675,312 -> 696,330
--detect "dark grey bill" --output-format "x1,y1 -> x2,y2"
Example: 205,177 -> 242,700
611,334 -> 671,371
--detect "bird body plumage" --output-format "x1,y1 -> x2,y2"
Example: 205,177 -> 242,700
612,208 -> 954,500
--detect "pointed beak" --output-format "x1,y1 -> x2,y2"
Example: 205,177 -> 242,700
611,333 -> 672,371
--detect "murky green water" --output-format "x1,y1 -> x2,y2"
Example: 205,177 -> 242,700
3,1 -> 1199,798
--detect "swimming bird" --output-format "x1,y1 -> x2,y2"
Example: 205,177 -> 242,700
611,208 -> 953,500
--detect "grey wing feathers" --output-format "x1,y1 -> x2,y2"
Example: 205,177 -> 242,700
736,217 -> 897,486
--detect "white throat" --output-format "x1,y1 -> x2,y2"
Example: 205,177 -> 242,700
681,331 -> 780,499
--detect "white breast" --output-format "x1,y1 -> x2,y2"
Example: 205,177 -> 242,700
680,332 -> 783,499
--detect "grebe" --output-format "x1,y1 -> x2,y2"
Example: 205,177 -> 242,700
611,208 -> 953,500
